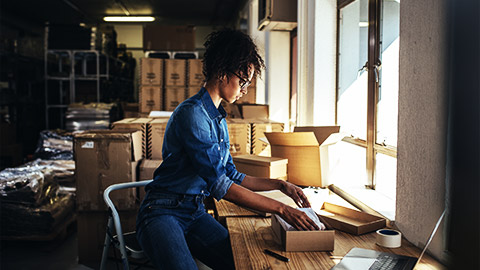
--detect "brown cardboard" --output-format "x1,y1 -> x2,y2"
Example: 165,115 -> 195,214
222,101 -> 242,119
74,130 -> 142,211
139,86 -> 162,113
138,159 -> 162,201
251,120 -> 285,156
187,59 -> 204,86
240,104 -> 269,119
187,87 -> 200,99
265,126 -> 341,187
149,118 -> 169,159
271,214 -> 335,252
140,58 -> 163,85
164,59 -> 187,87
165,87 -> 186,111
111,118 -> 153,159
226,119 -> 251,156
77,210 -> 137,264
233,155 -> 287,180
318,202 -> 386,235
143,25 -> 195,51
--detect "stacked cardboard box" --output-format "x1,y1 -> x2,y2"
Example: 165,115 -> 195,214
226,119 -> 251,156
140,58 -> 204,112
111,118 -> 153,159
140,58 -> 163,113
251,119 -> 285,156
74,129 -> 143,264
232,155 -> 288,180
187,59 -> 204,98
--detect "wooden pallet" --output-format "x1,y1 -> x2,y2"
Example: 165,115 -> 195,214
1,213 -> 77,242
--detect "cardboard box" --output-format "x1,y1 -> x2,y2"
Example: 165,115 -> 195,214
140,58 -> 163,85
138,159 -> 162,201
187,59 -> 204,86
240,104 -> 269,119
121,102 -> 139,119
143,25 -> 195,51
251,120 -> 285,156
222,101 -> 242,119
164,59 -> 187,87
164,87 -> 186,111
111,118 -> 153,159
74,130 -> 142,211
271,214 -> 335,252
226,119 -> 251,156
187,87 -> 200,99
149,118 -> 169,159
140,86 -> 162,113
77,210 -> 137,264
318,202 -> 386,235
233,155 -> 288,180
265,126 -> 342,187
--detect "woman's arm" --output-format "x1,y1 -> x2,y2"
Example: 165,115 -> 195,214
240,175 -> 311,208
223,183 -> 319,231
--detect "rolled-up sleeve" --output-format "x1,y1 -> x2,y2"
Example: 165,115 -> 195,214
225,153 -> 246,185
175,106 -> 234,200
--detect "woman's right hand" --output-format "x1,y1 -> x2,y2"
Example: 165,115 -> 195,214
279,205 -> 320,231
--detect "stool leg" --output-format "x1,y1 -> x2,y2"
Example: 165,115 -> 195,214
100,216 -> 114,270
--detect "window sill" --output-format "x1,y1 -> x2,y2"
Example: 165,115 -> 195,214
329,184 -> 396,221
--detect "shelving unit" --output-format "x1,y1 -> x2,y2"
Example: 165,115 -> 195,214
44,23 -> 134,130
45,50 -> 113,129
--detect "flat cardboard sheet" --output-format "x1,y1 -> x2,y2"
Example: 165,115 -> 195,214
318,202 -> 386,235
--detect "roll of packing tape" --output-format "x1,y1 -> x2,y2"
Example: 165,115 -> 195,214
376,229 -> 402,248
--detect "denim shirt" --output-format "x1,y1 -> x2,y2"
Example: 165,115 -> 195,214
146,87 -> 246,200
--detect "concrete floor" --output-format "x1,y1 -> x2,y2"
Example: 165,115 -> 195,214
0,227 -> 212,270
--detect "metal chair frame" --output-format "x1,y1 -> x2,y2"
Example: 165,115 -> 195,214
100,179 -> 153,270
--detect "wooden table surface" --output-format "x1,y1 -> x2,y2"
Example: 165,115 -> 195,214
227,217 -> 446,270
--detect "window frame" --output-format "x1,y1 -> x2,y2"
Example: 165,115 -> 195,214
336,0 -> 398,189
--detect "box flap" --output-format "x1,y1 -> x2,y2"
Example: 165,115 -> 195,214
130,131 -> 143,161
293,126 -> 340,145
233,155 -> 288,166
131,118 -> 153,124
265,132 -> 319,146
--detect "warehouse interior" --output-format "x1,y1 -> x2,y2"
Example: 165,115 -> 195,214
0,0 -> 478,269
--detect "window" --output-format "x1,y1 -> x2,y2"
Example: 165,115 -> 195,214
335,0 -> 400,216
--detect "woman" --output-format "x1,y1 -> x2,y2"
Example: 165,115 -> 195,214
136,29 -> 319,270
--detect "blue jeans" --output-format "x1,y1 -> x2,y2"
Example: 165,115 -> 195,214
136,190 -> 235,270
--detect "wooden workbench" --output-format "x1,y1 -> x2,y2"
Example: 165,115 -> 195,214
227,217 -> 446,270
214,189 -> 445,270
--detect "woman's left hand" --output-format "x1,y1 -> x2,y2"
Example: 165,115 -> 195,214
280,181 -> 311,208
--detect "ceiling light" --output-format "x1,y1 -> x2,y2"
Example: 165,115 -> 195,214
103,16 -> 155,22
359,22 -> 369,27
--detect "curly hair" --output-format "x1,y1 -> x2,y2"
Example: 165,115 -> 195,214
202,29 -> 265,82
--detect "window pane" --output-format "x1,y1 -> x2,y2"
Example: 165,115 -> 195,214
329,141 -> 368,187
377,0 -> 400,146
337,0 -> 369,140
375,152 -> 397,202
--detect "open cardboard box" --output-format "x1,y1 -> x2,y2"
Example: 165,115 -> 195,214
271,213 -> 335,252
265,126 -> 344,187
318,202 -> 386,235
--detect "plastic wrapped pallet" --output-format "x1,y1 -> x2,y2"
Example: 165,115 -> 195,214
33,129 -> 74,160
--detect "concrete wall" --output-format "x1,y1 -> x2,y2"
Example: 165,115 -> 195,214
396,0 -> 448,262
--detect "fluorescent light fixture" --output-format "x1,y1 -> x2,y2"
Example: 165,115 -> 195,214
359,22 -> 369,27
103,16 -> 155,22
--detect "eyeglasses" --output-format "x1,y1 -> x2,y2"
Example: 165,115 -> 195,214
231,72 -> 252,90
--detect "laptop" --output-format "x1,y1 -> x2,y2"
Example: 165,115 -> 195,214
331,209 -> 445,270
